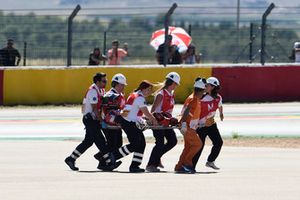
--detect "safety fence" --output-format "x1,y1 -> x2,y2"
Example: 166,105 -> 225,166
0,4 -> 300,66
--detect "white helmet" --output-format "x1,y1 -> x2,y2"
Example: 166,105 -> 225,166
294,42 -> 300,49
194,79 -> 206,89
111,73 -> 127,85
207,77 -> 220,87
166,72 -> 180,85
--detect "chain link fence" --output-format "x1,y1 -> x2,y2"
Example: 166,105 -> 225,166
0,5 -> 299,66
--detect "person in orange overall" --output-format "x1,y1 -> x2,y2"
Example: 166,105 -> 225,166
175,78 -> 206,173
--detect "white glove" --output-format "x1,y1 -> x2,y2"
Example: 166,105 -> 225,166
136,117 -> 149,131
180,122 -> 187,135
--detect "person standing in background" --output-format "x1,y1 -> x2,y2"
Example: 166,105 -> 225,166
168,45 -> 182,64
108,40 -> 128,65
88,47 -> 106,65
0,39 -> 21,66
156,35 -> 172,65
182,44 -> 201,64
289,42 -> 300,63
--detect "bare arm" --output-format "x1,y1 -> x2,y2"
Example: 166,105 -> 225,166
101,55 -> 107,61
219,105 -> 224,121
123,44 -> 129,56
108,50 -> 115,60
151,94 -> 163,113
91,103 -> 101,120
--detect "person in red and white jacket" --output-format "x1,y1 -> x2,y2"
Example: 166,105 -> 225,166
101,73 -> 126,153
193,77 -> 224,170
65,73 -> 108,171
146,72 -> 180,172
93,73 -> 127,170
102,80 -> 158,173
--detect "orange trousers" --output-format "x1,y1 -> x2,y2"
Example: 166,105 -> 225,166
175,128 -> 202,171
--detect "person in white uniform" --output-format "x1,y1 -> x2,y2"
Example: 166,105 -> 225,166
102,80 -> 158,173
64,73 -> 109,171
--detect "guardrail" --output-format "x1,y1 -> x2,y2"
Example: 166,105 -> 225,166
1,64 -> 299,105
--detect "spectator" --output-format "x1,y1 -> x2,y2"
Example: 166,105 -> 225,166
168,45 -> 182,64
122,42 -> 130,62
183,44 -> 201,64
156,35 -> 173,65
123,42 -> 129,56
289,42 -> 300,63
108,40 -> 128,65
0,39 -> 21,66
88,47 -> 106,65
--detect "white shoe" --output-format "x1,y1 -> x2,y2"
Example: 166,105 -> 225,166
206,161 -> 220,170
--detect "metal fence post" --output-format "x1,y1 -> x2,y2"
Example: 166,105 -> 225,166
163,3 -> 177,67
103,31 -> 107,65
23,42 -> 27,66
249,23 -> 253,63
188,24 -> 192,36
67,5 -> 81,67
260,3 -> 275,65
236,0 -> 240,61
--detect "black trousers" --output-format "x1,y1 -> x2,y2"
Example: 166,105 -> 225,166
192,123 -> 223,168
75,114 -> 108,155
102,128 -> 123,152
113,117 -> 146,167
147,129 -> 177,167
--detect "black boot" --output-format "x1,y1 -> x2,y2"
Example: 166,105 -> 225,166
129,166 -> 145,173
94,152 -> 103,161
100,161 -> 122,171
64,156 -> 79,171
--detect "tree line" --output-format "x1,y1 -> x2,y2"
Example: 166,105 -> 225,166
0,12 -> 298,64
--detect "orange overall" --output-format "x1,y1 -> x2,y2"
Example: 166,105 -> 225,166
175,94 -> 203,171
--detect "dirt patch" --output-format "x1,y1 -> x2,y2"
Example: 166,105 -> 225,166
222,137 -> 300,148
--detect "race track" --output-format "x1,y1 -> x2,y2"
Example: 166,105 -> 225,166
0,102 -> 300,139
0,141 -> 299,200
1,103 -> 300,200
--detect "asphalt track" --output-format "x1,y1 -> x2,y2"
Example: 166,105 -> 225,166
0,102 -> 300,139
0,103 -> 300,200
0,141 -> 299,200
